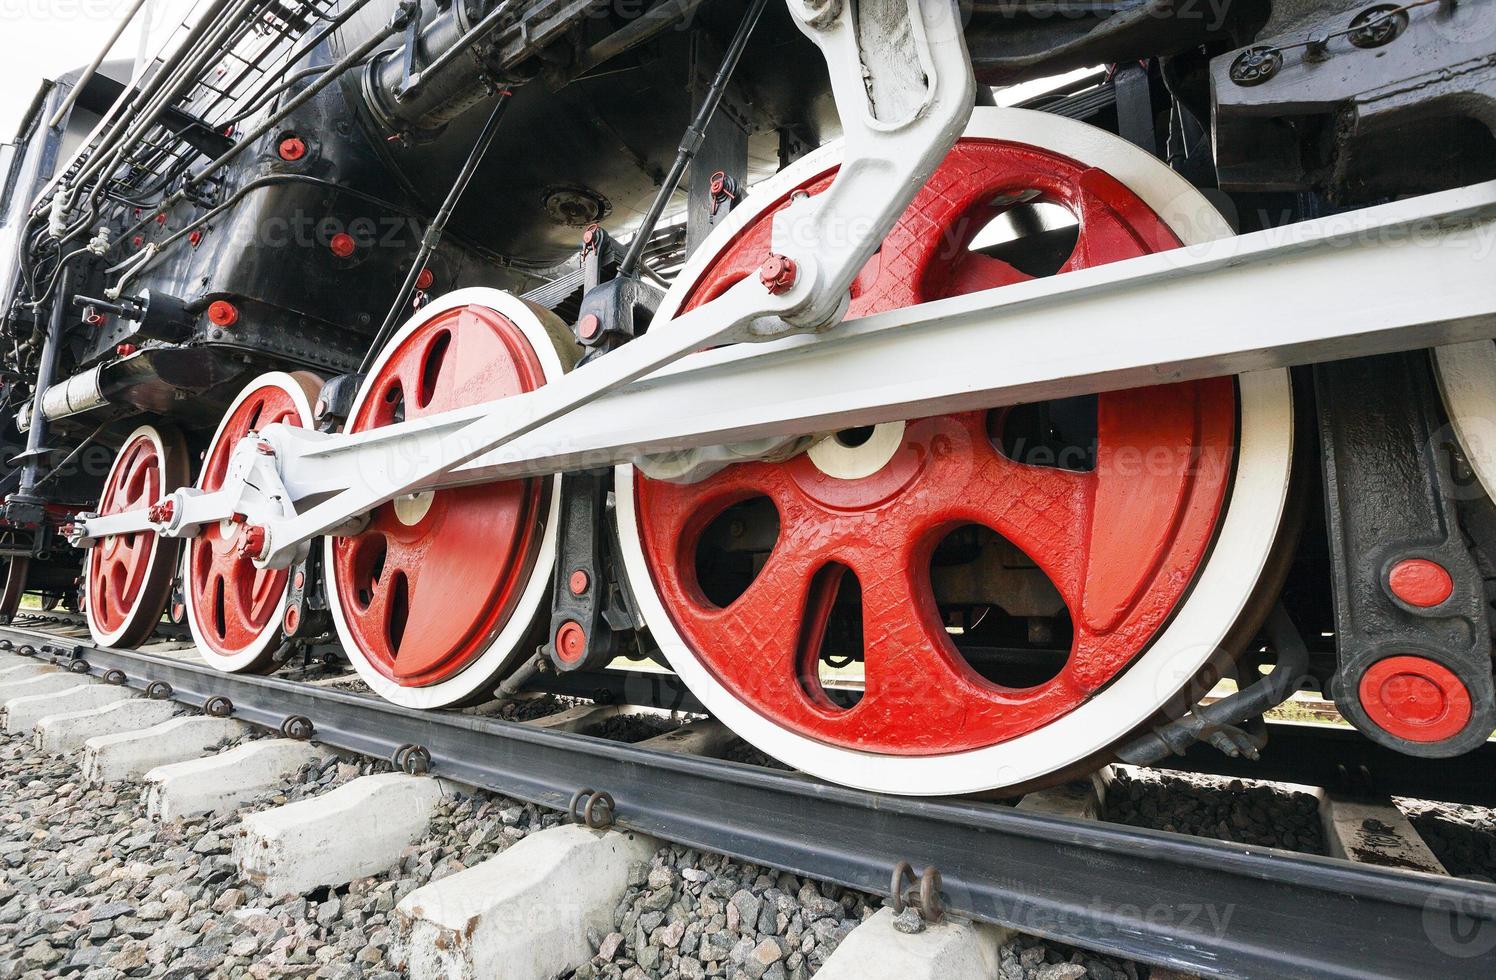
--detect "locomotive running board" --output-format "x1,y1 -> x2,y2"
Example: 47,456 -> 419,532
7,626 -> 1494,980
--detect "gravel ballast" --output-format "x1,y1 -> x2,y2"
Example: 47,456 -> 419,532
1104,769 -> 1326,855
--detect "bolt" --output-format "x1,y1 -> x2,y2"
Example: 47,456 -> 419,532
555,621 -> 587,663
569,569 -> 590,595
759,254 -> 798,294
414,267 -> 434,291
578,313 -> 601,340
329,233 -> 356,258
188,230 -> 203,247
207,300 -> 238,327
115,343 -> 137,357
236,525 -> 268,562
278,135 -> 307,161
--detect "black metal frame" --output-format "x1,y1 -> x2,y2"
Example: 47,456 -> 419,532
5,623 -> 1494,979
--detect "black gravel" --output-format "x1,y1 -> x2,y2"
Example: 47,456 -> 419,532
1399,799 -> 1496,881
582,712 -> 685,744
1104,769 -> 1326,855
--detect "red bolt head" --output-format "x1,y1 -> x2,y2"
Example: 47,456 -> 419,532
188,230 -> 203,247
555,621 -> 587,663
582,224 -> 600,247
114,343 -> 137,357
207,300 -> 238,327
569,569 -> 590,595
277,136 -> 307,162
329,232 -> 356,258
414,267 -> 434,291
155,213 -> 166,225
759,254 -> 798,294
283,604 -> 300,634
293,570 -> 305,590
147,499 -> 174,523
578,313 -> 601,340
1387,558 -> 1453,608
131,235 -> 143,248
235,525 -> 268,562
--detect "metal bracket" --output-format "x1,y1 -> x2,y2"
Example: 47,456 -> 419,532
1315,352 -> 1496,755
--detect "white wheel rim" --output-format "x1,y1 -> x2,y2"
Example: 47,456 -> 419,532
614,107 -> 1295,795
87,423 -> 176,648
325,287 -> 571,708
184,372 -> 316,673
1434,341 -> 1496,500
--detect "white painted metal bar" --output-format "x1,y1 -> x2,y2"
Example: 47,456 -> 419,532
74,178 -> 1496,553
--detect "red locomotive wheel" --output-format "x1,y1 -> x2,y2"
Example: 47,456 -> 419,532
617,109 -> 1295,794
185,372 -> 321,672
0,555 -> 28,622
86,424 -> 189,648
326,289 -> 575,708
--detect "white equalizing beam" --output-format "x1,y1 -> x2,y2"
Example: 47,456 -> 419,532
75,178 -> 1496,556
3,683 -> 127,734
815,907 -> 1009,980
393,824 -> 661,980
33,697 -> 180,754
82,715 -> 246,782
145,738 -> 327,821
234,773 -> 446,897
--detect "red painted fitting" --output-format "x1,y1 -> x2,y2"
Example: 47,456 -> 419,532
578,314 -> 601,340
759,254 -> 797,294
277,136 -> 307,162
293,570 -> 305,590
414,267 -> 435,291
114,343 -> 137,357
329,232 -> 356,258
84,311 -> 104,326
131,236 -> 143,248
1359,655 -> 1472,742
235,525 -> 269,562
255,440 -> 274,456
155,213 -> 167,226
1387,558 -> 1453,608
188,230 -> 203,247
231,512 -> 247,524
147,499 -> 174,524
283,604 -> 300,634
207,300 -> 239,327
555,621 -> 587,664
569,569 -> 590,595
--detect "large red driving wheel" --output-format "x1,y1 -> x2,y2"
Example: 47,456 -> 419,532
326,289 -> 575,708
185,372 -> 320,672
616,108 -> 1295,794
86,423 -> 188,648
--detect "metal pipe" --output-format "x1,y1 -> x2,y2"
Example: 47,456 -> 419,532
618,0 -> 767,277
359,87 -> 517,373
45,0 -> 154,129
16,289 -> 72,497
579,0 -> 714,74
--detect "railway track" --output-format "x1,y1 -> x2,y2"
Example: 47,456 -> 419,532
1,615 -> 1494,979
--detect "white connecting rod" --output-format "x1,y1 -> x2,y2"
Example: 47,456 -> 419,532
74,176 -> 1496,561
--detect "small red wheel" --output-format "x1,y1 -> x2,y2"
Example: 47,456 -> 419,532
184,372 -> 321,673
86,424 -> 189,648
616,109 -> 1295,795
326,289 -> 576,707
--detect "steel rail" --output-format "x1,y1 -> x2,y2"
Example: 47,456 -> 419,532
2,623 -> 1493,980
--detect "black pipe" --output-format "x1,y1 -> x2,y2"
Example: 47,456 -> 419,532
359,87 -> 517,374
618,0 -> 769,278
14,288 -> 71,500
